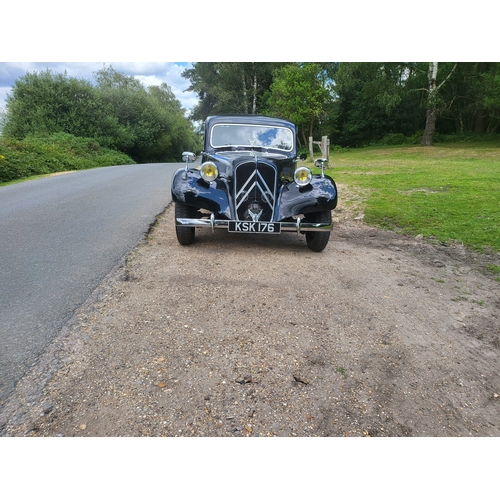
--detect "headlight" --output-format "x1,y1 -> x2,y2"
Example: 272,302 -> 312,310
200,162 -> 219,182
294,166 -> 312,187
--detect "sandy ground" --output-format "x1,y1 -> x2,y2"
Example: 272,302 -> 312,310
1,186 -> 499,437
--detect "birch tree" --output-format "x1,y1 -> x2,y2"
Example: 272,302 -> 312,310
421,62 -> 457,146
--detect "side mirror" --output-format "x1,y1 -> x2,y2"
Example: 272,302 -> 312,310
314,158 -> 328,168
182,152 -> 196,177
314,158 -> 328,178
299,153 -> 307,160
182,152 -> 196,163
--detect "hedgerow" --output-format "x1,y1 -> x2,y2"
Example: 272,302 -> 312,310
0,133 -> 134,183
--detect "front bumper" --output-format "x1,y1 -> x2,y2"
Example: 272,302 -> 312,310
176,215 -> 333,233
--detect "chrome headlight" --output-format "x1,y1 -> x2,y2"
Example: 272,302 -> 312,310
200,162 -> 219,182
294,166 -> 312,187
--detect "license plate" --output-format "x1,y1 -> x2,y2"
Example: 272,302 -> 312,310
228,221 -> 281,234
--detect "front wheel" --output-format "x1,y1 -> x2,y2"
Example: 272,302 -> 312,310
304,211 -> 332,252
175,202 -> 197,246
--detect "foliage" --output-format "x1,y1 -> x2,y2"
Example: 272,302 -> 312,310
265,63 -> 335,146
4,62 -> 500,166
93,67 -> 201,161
0,133 -> 134,183
3,70 -> 116,141
2,66 -> 200,163
437,62 -> 500,136
0,105 -> 6,135
331,62 -> 426,147
319,143 -> 500,252
327,62 -> 500,147
182,62 -> 283,122
377,133 -> 409,145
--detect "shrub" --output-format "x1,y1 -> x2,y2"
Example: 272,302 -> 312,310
379,133 -> 408,145
0,133 -> 134,183
433,132 -> 500,144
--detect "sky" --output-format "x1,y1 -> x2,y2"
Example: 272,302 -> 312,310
2,3 -> 492,97
0,62 -> 198,116
1,4 -> 493,122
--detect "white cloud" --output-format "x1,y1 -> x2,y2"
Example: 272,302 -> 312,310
134,75 -> 165,88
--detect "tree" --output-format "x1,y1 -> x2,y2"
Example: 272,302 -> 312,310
331,62 -> 425,147
266,63 -> 333,147
449,62 -> 500,134
481,63 -> 500,133
0,105 -> 6,135
147,83 -> 199,160
94,67 -> 198,161
421,62 -> 457,146
3,69 -> 117,142
3,66 -> 199,162
182,63 -> 283,121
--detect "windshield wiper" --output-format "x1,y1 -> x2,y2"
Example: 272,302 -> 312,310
212,146 -> 236,152
233,145 -> 269,152
213,145 -> 278,153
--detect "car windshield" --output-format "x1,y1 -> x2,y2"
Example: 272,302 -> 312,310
210,124 -> 294,151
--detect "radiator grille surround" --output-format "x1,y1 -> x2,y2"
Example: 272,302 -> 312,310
234,161 -> 277,221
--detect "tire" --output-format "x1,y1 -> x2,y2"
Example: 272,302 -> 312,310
304,210 -> 331,252
175,202 -> 196,246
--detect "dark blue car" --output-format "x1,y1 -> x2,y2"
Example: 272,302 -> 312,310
171,115 -> 338,252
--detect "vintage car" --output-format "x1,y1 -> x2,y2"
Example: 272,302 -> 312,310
171,115 -> 338,252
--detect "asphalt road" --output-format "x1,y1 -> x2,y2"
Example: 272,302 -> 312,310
0,162 -> 181,403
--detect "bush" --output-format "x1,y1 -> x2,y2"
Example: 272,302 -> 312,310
0,133 -> 134,183
433,132 -> 500,144
378,133 -> 408,145
407,130 -> 424,144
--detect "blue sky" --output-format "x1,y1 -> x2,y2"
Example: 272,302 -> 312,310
0,62 -> 198,115
1,5 -> 492,119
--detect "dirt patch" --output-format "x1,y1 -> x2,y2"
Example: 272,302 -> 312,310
1,190 -> 499,436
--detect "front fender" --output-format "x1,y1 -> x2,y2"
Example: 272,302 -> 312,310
171,169 -> 232,218
276,175 -> 338,220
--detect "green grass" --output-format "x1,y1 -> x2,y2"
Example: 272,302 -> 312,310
486,265 -> 500,281
311,142 -> 500,253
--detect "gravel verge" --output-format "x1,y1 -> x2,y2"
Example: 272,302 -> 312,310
1,186 -> 499,437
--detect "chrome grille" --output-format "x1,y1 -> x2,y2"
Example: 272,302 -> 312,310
234,161 -> 277,221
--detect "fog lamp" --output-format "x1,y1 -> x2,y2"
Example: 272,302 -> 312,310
200,162 -> 218,182
294,166 -> 312,187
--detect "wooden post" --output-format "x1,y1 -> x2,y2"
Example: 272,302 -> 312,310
321,136 -> 330,160
309,136 -> 330,160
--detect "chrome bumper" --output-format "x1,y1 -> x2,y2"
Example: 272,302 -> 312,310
176,215 -> 333,234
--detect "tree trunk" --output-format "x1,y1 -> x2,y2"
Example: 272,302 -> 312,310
421,62 -> 457,146
252,67 -> 257,115
241,70 -> 248,114
301,128 -> 307,149
421,62 -> 438,146
422,107 -> 437,146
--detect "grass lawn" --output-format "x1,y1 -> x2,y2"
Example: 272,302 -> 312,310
312,142 -> 500,253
